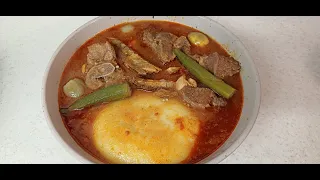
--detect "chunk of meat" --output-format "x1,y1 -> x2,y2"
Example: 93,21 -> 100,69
173,36 -> 191,54
85,63 -> 124,90
211,94 -> 227,107
153,89 -> 179,99
174,36 -> 206,64
197,52 -> 241,79
179,86 -> 226,108
103,69 -> 127,87
173,36 -> 241,79
127,77 -> 175,91
179,86 -> 213,109
86,63 -> 113,90
110,38 -> 161,75
87,41 -> 116,66
142,29 -> 178,64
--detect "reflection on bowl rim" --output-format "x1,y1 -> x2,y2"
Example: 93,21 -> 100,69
42,16 -> 261,164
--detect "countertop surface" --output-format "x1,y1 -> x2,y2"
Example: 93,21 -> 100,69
0,16 -> 319,164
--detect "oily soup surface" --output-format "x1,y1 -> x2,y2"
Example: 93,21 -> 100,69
58,20 -> 244,164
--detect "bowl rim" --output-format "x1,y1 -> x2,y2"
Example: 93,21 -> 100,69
197,16 -> 261,164
42,16 -> 105,164
42,16 -> 261,164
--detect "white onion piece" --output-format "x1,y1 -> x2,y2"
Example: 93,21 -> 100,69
63,78 -> 85,98
121,24 -> 134,33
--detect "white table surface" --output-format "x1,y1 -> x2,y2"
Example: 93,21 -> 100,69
0,16 -> 319,164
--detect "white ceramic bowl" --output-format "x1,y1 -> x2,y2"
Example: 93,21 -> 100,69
42,16 -> 261,164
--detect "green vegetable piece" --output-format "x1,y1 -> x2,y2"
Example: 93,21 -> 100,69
60,83 -> 132,114
173,49 -> 236,99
